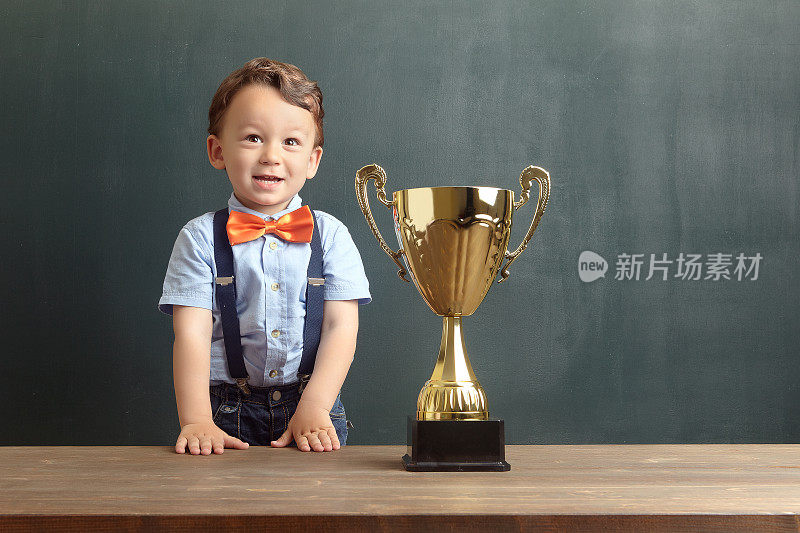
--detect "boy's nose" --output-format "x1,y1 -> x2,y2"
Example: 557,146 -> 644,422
259,143 -> 281,164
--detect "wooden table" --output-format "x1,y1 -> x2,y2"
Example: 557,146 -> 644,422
2,445 -> 800,531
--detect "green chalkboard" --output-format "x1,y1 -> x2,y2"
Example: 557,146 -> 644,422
1,1 -> 798,445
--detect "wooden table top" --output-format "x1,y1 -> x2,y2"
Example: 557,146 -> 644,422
2,445 -> 800,531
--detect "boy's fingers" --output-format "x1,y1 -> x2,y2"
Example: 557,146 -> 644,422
327,428 -> 340,450
199,437 -> 213,455
317,431 -> 332,452
223,434 -> 249,449
270,429 -> 293,448
187,436 -> 201,455
175,436 -> 188,454
212,439 -> 225,454
295,433 -> 311,452
306,433 -> 324,452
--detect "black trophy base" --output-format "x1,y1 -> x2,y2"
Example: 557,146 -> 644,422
402,416 -> 510,472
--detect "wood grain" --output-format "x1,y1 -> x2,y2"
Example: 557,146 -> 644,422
2,445 -> 800,531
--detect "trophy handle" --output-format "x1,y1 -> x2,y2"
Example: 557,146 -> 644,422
498,166 -> 551,283
355,164 -> 411,282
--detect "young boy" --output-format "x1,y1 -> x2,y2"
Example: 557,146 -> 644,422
158,58 -> 370,455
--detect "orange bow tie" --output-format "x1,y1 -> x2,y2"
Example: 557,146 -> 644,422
226,206 -> 314,245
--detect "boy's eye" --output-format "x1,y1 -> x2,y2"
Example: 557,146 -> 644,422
284,138 -> 300,146
245,134 -> 262,143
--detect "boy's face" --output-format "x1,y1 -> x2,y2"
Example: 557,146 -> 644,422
207,84 -> 323,215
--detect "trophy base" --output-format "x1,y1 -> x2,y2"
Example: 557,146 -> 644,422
402,416 -> 510,472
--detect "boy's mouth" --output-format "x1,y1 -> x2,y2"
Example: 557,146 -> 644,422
253,175 -> 284,189
253,175 -> 283,183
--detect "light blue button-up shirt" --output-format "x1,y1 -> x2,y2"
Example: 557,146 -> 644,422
158,194 -> 371,387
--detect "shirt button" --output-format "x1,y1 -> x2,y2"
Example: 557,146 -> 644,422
271,282 -> 280,291
269,370 -> 278,378
269,242 -> 278,250
271,329 -> 280,338
272,390 -> 282,401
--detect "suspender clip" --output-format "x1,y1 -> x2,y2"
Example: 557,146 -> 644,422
216,276 -> 234,286
298,374 -> 311,394
235,377 -> 251,396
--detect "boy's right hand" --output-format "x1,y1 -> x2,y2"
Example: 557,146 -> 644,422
175,420 -> 249,455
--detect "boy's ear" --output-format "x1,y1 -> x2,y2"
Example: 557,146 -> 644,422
207,135 -> 226,170
305,146 -> 323,180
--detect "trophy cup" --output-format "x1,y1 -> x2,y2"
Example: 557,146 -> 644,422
355,164 -> 550,471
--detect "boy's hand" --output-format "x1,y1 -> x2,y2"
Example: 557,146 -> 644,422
175,420 -> 249,455
271,399 -> 340,452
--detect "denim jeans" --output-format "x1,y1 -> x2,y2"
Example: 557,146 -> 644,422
210,382 -> 348,446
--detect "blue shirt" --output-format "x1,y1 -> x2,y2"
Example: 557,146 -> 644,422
158,194 -> 371,387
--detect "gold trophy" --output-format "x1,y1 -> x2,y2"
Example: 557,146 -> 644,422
356,164 -> 550,471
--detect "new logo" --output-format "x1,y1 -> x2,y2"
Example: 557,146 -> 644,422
578,251 -> 608,282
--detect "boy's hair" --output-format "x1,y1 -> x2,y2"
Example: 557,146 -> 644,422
208,57 -> 324,147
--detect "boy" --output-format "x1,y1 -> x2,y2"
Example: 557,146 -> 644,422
158,58 -> 370,455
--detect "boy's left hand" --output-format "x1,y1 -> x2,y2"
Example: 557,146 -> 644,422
270,399 -> 340,452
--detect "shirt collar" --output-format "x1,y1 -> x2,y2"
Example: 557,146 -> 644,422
227,193 -> 303,221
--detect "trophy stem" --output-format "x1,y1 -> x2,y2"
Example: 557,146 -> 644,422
416,316 -> 489,421
431,316 -> 477,382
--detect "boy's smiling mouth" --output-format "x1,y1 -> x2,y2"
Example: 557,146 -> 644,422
253,175 -> 284,190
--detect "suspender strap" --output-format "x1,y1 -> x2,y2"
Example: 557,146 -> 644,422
299,211 -> 324,379
212,209 -> 249,392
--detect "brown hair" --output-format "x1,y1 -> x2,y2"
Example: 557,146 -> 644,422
208,57 -> 324,147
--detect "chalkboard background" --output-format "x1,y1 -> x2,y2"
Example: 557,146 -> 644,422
2,1 -> 798,445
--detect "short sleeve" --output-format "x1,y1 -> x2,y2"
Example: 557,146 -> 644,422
158,225 -> 214,315
321,221 -> 371,305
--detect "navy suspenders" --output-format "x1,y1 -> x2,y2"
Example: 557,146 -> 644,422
212,208 -> 324,395
212,209 -> 248,393
300,213 -> 325,378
